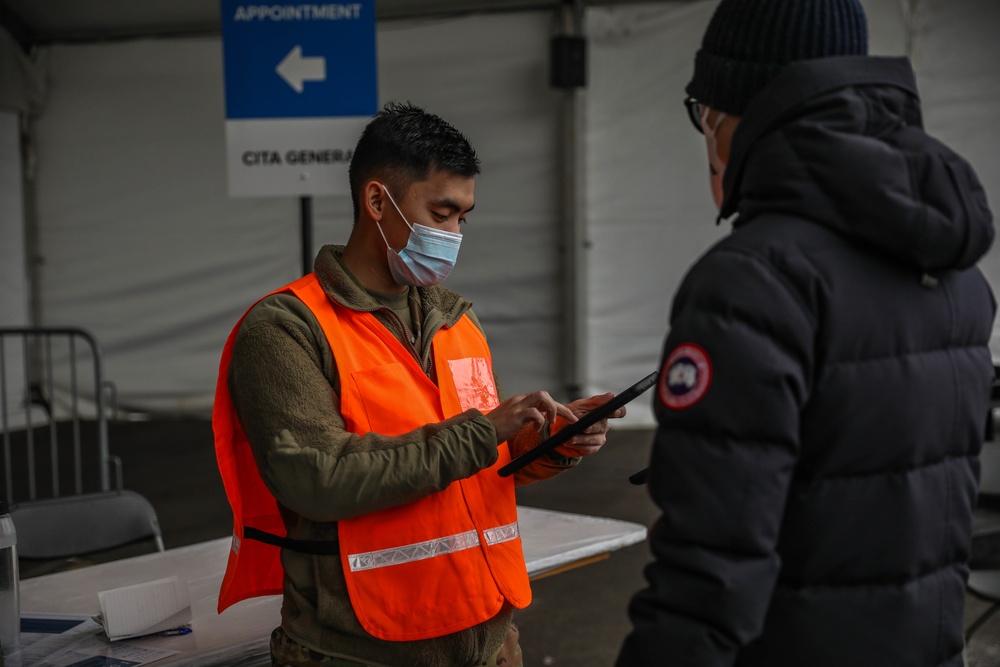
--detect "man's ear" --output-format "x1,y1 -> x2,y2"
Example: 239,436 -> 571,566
716,115 -> 741,165
362,180 -> 385,221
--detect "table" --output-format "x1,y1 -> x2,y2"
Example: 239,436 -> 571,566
17,506 -> 647,666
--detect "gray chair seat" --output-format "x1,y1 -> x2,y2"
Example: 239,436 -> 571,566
12,490 -> 165,559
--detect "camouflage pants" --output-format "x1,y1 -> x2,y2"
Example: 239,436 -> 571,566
490,621 -> 523,667
269,624 -> 524,667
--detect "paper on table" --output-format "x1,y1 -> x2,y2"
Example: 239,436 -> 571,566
95,575 -> 192,641
6,615 -> 180,667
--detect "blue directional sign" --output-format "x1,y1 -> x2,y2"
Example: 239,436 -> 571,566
220,0 -> 378,120
220,1 -> 378,197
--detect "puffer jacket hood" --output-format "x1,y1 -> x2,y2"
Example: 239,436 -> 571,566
722,56 -> 994,272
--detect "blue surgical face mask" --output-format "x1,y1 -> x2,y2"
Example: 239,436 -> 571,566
376,185 -> 463,287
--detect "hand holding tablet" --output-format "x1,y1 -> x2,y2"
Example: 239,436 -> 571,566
498,372 -> 658,477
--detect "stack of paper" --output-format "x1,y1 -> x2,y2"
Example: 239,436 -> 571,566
94,576 -> 192,641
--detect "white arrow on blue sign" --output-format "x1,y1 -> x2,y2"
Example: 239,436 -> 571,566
276,45 -> 327,93
220,1 -> 378,197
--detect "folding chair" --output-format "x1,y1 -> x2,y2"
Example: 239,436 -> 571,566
0,327 -> 165,564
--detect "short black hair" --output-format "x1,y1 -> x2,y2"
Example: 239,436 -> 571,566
348,102 -> 481,222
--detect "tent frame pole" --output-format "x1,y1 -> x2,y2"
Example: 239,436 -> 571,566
557,0 -> 588,402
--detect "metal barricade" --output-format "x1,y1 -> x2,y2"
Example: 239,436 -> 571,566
1,327 -> 165,560
0,327 -> 117,505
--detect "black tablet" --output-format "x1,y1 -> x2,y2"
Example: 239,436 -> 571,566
497,371 -> 658,478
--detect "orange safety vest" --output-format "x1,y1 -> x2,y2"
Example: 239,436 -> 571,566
213,273 -> 532,640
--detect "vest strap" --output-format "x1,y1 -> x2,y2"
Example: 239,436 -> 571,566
243,527 -> 340,556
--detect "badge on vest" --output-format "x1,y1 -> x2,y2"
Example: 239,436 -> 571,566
448,357 -> 499,412
658,343 -> 712,409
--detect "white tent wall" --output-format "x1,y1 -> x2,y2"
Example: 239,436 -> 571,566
585,2 -> 727,427
2,24 -> 45,428
0,17 -> 37,426
1,110 -> 31,422
32,37 -> 282,415
586,0 -> 1000,426
29,11 -> 562,416
0,115 -> 29,330
18,0 -> 1000,422
0,110 -> 29,324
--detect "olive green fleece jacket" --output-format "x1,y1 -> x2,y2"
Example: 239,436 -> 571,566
227,244 -> 578,667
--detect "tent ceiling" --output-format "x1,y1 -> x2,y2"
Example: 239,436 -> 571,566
3,0 -> 664,44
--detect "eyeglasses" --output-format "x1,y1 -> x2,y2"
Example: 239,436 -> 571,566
684,96 -> 704,134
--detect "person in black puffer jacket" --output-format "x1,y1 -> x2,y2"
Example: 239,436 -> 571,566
617,1 -> 996,666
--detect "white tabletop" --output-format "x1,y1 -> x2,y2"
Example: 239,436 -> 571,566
17,506 -> 646,666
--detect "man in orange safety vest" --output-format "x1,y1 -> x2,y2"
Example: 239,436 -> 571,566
214,102 -> 625,667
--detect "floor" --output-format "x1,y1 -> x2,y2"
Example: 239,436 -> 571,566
15,420 -> 1000,666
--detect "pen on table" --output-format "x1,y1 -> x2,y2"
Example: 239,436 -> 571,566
159,627 -> 193,636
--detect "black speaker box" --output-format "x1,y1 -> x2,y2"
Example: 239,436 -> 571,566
550,36 -> 587,89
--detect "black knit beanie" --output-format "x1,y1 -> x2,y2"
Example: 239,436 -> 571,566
686,0 -> 869,116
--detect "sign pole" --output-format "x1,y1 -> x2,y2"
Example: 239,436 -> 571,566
300,196 -> 313,276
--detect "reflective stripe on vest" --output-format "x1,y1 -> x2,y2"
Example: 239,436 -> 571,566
484,521 -> 521,546
348,529 -> 480,572
347,520 -> 521,572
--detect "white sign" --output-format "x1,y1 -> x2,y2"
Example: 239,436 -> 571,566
225,117 -> 368,196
